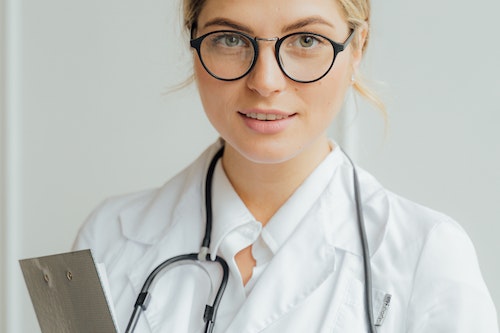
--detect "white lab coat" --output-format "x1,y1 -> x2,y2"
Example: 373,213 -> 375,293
73,141 -> 498,332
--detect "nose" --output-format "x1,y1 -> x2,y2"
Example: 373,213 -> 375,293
246,39 -> 287,97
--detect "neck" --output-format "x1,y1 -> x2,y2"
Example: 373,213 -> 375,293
221,138 -> 332,225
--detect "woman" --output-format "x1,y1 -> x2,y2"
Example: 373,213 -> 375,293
73,0 -> 498,332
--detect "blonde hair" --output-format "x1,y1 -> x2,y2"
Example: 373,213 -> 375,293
180,0 -> 384,112
336,0 -> 385,113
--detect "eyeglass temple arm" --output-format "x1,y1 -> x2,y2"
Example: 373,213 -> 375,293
338,29 -> 356,52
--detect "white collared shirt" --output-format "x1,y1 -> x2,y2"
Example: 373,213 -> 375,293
211,143 -> 343,298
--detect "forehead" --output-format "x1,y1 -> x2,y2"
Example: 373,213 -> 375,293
197,0 -> 347,35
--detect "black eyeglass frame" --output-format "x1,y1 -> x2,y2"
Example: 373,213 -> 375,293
190,29 -> 355,84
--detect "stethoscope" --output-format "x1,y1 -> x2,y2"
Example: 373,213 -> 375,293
125,145 -> 377,333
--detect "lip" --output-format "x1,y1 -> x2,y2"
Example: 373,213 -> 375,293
238,108 -> 296,135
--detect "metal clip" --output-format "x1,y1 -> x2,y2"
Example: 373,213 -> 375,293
198,247 -> 209,261
375,294 -> 392,326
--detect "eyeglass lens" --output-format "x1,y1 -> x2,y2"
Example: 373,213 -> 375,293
200,32 -> 255,80
197,31 -> 337,82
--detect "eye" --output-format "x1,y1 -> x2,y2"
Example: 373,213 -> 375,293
224,35 -> 243,47
284,33 -> 327,52
211,33 -> 248,48
298,35 -> 317,48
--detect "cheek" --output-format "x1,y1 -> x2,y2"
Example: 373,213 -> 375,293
312,72 -> 350,117
195,61 -> 223,109
194,60 -> 213,99
320,58 -> 352,108
194,60 -> 240,126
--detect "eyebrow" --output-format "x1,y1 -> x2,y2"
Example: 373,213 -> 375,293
201,16 -> 335,35
202,18 -> 254,34
282,16 -> 335,33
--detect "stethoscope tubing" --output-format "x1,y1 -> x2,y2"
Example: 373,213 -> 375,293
125,146 -> 229,333
125,253 -> 229,333
344,152 -> 377,333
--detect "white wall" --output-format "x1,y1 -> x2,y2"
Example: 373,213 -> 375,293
0,0 -> 6,329
1,1 -> 218,332
1,0 -> 499,332
362,0 -> 500,316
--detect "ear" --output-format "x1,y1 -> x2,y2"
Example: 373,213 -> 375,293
351,22 -> 368,73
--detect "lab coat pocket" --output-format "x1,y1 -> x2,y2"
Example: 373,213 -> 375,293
333,277 -> 392,332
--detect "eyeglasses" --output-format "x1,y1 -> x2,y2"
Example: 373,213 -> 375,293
190,29 -> 355,83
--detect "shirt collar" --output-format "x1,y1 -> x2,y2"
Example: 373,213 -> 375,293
209,159 -> 256,260
209,140 -> 345,259
262,141 -> 343,254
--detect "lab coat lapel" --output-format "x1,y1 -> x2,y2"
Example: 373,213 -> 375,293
120,142 -> 223,284
122,201 -> 205,332
224,159 -> 389,333
122,177 -> 204,288
224,195 -> 337,333
119,144 -> 224,332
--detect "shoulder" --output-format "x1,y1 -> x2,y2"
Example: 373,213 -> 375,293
384,190 -> 460,241
381,189 -> 480,266
324,149 -> 464,259
393,191 -> 498,330
72,141 -> 222,260
345,161 -> 458,257
349,160 -> 478,275
72,189 -> 155,248
354,171 -> 497,330
363,172 -> 472,265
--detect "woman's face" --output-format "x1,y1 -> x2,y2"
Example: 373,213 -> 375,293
194,0 -> 362,164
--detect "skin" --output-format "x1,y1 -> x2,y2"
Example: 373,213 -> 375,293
194,0 -> 366,285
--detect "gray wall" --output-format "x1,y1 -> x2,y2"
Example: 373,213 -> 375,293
1,0 -> 499,331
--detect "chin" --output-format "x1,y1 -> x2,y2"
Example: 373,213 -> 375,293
226,137 -> 306,165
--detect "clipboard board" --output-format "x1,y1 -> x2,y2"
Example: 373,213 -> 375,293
19,249 -> 119,333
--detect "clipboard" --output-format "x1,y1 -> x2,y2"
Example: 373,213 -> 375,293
19,249 -> 119,333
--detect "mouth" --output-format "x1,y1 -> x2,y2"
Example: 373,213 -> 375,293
238,109 -> 295,134
238,110 -> 295,121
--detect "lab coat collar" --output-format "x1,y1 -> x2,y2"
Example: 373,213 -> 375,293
118,141 -> 224,245
324,151 -> 390,258
118,139 -> 389,266
118,139 -> 388,258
